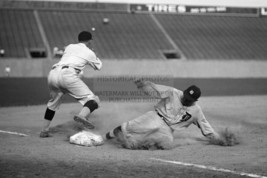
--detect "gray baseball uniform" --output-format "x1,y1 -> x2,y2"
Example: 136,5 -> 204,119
118,81 -> 217,149
47,43 -> 102,111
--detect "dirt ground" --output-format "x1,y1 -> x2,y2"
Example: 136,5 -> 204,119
0,95 -> 267,178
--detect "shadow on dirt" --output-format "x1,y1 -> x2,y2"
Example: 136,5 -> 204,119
49,121 -> 85,139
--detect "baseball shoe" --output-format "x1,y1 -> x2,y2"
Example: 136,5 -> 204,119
40,130 -> 50,138
74,115 -> 95,129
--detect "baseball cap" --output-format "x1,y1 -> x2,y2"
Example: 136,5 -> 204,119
78,31 -> 92,42
183,85 -> 201,101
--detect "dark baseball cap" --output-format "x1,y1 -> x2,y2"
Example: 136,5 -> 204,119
183,85 -> 201,101
78,31 -> 92,42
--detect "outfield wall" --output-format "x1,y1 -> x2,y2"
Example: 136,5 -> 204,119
1,59 -> 267,107
1,59 -> 267,78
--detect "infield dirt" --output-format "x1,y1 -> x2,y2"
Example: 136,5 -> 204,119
0,95 -> 267,177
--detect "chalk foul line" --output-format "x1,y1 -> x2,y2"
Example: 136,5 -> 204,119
151,158 -> 267,178
0,130 -> 29,137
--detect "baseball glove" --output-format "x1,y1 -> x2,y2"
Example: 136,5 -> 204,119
208,128 -> 240,146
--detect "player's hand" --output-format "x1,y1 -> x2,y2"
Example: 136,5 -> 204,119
89,62 -> 97,70
208,128 -> 239,146
134,79 -> 145,88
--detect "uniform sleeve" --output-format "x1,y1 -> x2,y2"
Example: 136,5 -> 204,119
86,51 -> 102,70
91,57 -> 102,70
135,80 -> 174,99
193,107 -> 217,138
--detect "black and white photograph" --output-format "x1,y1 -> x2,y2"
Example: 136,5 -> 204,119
0,0 -> 267,177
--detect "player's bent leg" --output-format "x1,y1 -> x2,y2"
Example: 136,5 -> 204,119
73,115 -> 95,129
74,99 -> 100,129
40,108 -> 56,138
77,95 -> 99,117
105,124 -> 137,149
114,121 -> 160,150
105,126 -> 122,140
155,134 -> 174,150
153,127 -> 174,150
82,99 -> 99,116
125,129 -> 173,150
40,91 -> 63,138
65,77 -> 100,128
115,112 -> 174,150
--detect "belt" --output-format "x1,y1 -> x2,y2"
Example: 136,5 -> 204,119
51,65 -> 81,73
61,66 -> 69,69
156,111 -> 170,126
61,66 -> 81,73
157,111 -> 164,118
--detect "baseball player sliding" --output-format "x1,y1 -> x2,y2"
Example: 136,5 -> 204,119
40,31 -> 102,138
104,79 -> 220,149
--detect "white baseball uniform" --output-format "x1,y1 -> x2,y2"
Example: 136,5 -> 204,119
119,81 -> 217,149
47,43 -> 102,111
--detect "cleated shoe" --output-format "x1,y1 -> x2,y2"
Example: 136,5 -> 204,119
40,130 -> 50,138
74,115 -> 95,129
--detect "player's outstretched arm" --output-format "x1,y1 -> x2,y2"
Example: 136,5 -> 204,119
88,57 -> 102,70
134,79 -> 146,88
134,79 -> 173,99
207,128 -> 240,146
194,109 -> 239,146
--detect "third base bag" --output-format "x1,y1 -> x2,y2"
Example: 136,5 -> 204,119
69,131 -> 104,147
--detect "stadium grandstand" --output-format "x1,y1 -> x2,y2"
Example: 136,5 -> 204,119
1,0 -> 267,60
0,0 -> 267,103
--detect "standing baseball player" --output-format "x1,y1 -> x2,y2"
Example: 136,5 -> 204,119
40,31 -> 102,138
104,79 -> 220,149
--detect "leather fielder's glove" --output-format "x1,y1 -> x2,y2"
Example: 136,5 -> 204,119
208,128 -> 240,146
